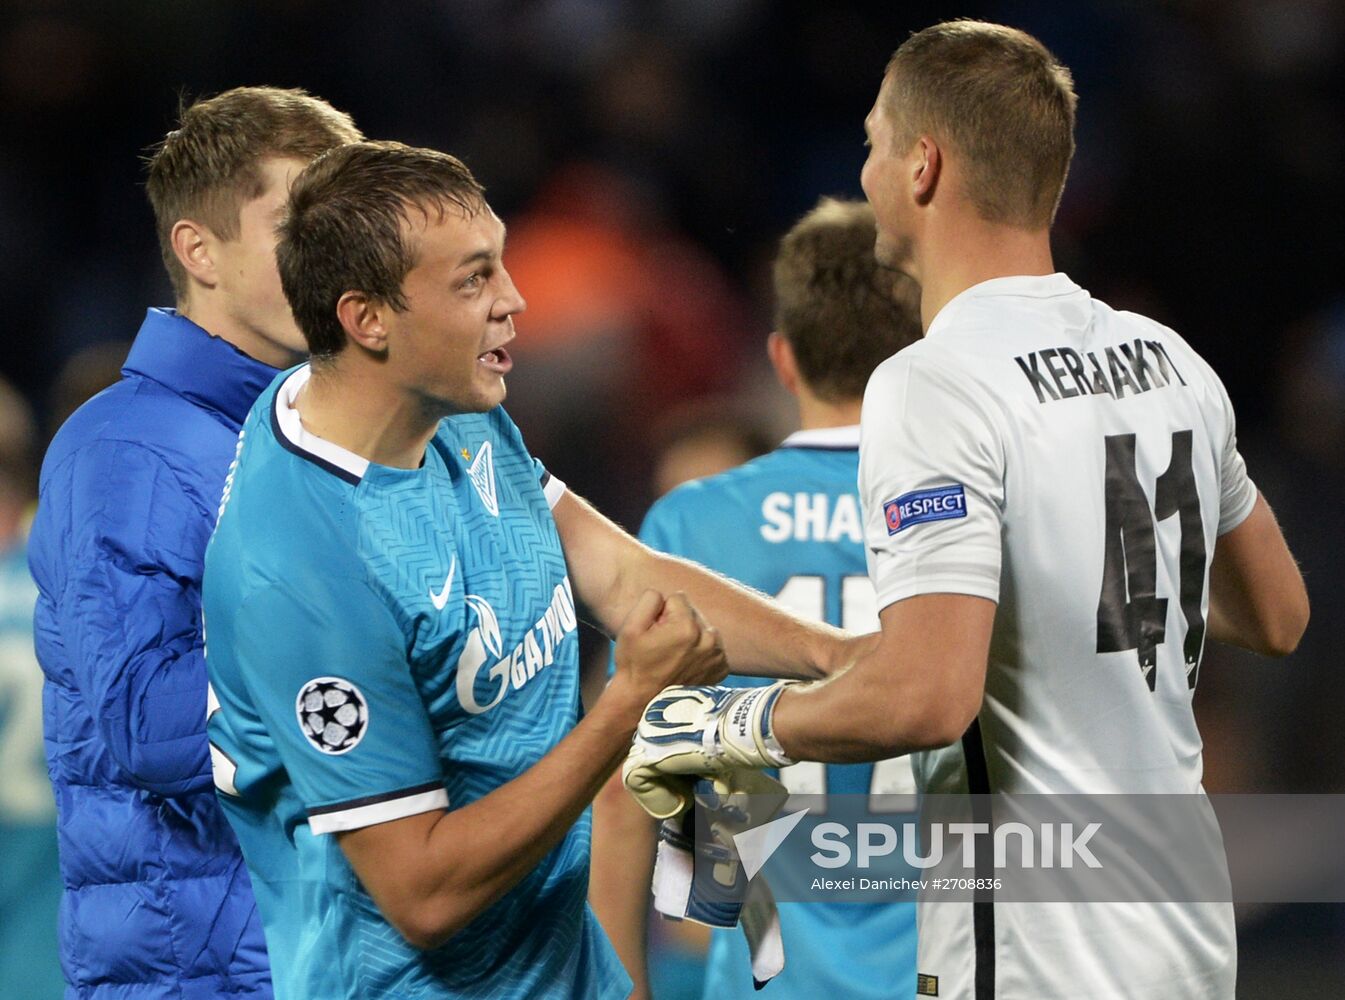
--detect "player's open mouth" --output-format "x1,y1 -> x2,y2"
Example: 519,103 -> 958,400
477,347 -> 512,374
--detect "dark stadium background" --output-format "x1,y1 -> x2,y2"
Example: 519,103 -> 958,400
0,1 -> 1340,996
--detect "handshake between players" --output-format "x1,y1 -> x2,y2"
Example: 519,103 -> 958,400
610,589 -> 732,722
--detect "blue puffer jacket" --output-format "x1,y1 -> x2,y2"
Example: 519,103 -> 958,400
29,309 -> 275,1000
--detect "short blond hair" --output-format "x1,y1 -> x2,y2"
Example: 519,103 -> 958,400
885,20 -> 1077,228
145,87 -> 363,299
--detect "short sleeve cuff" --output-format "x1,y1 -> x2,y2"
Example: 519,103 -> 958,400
1217,476 -> 1258,536
307,782 -> 449,835
539,469 -> 566,509
871,552 -> 1001,612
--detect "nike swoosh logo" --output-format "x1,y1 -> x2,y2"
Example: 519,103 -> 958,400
430,557 -> 457,610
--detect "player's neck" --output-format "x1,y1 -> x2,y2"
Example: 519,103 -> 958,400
796,390 -> 861,430
176,296 -> 304,371
915,219 -> 1055,332
295,364 -> 439,471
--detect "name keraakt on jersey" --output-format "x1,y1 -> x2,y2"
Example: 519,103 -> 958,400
1014,337 -> 1187,404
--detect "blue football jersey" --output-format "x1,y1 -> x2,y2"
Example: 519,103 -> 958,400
632,426 -> 917,1000
204,367 -> 629,1000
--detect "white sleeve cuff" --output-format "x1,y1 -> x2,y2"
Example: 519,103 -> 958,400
1217,476 -> 1258,537
307,782 -> 449,835
540,470 -> 566,509
875,577 -> 1001,614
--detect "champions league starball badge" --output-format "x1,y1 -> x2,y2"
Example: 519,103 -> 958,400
295,677 -> 369,755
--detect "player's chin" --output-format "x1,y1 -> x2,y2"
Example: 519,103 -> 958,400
476,374 -> 507,411
438,378 -> 505,416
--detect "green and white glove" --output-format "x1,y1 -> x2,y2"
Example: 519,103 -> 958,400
623,683 -> 795,819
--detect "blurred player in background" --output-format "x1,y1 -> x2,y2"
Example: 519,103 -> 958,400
624,20 -> 1310,1000
26,88 -> 361,1000
647,400 -> 774,500
592,197 -> 923,999
0,378 -> 61,1000
202,140 -> 859,1000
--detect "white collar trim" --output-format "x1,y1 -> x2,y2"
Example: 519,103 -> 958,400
779,425 -> 860,449
273,366 -> 370,480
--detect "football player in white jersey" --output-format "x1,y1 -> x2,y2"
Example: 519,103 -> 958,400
622,19 -> 1309,1000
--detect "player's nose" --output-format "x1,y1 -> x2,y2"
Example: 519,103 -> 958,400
497,266 -> 526,317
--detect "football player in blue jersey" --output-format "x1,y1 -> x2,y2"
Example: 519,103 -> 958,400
591,198 -> 924,999
201,141 -> 861,1000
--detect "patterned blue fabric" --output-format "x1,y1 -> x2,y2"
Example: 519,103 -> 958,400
27,309 -> 273,999
205,368 -> 629,1000
628,438 -> 918,1000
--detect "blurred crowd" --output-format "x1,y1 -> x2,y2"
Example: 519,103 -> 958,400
0,0 -> 1341,996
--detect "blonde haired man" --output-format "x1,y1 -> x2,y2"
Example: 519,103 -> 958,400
29,87 -> 361,1000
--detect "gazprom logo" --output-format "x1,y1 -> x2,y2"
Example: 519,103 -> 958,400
884,484 -> 967,535
456,578 -> 578,714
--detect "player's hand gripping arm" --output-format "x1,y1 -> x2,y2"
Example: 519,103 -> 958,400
1206,493 -> 1308,656
621,591 -> 993,825
624,592 -> 996,796
552,491 -> 862,680
338,590 -> 728,951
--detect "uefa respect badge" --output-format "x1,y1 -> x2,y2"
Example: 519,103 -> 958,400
884,485 -> 967,535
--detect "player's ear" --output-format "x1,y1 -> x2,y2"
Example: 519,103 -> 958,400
913,135 -> 941,205
170,219 -> 219,291
336,291 -> 388,353
767,331 -> 800,397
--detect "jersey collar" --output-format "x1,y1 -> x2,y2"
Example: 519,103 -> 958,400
123,308 -> 280,427
271,366 -> 370,484
926,273 -> 1084,339
779,425 -> 860,450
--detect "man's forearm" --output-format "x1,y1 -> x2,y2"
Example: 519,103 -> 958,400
555,493 -> 850,680
590,770 -> 657,998
771,594 -> 994,762
1206,495 -> 1309,657
772,669 -> 944,763
424,695 -> 634,915
628,550 -> 849,680
342,676 -> 651,949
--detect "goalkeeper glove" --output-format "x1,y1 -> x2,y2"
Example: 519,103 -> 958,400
623,683 -> 795,819
653,770 -> 790,919
651,771 -> 792,987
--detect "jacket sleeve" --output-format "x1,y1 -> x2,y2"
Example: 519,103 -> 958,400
59,439 -> 218,797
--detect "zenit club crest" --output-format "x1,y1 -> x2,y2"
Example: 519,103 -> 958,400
468,441 -> 499,516
295,677 -> 369,755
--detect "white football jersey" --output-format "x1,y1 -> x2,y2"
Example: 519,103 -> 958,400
860,274 -> 1256,999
